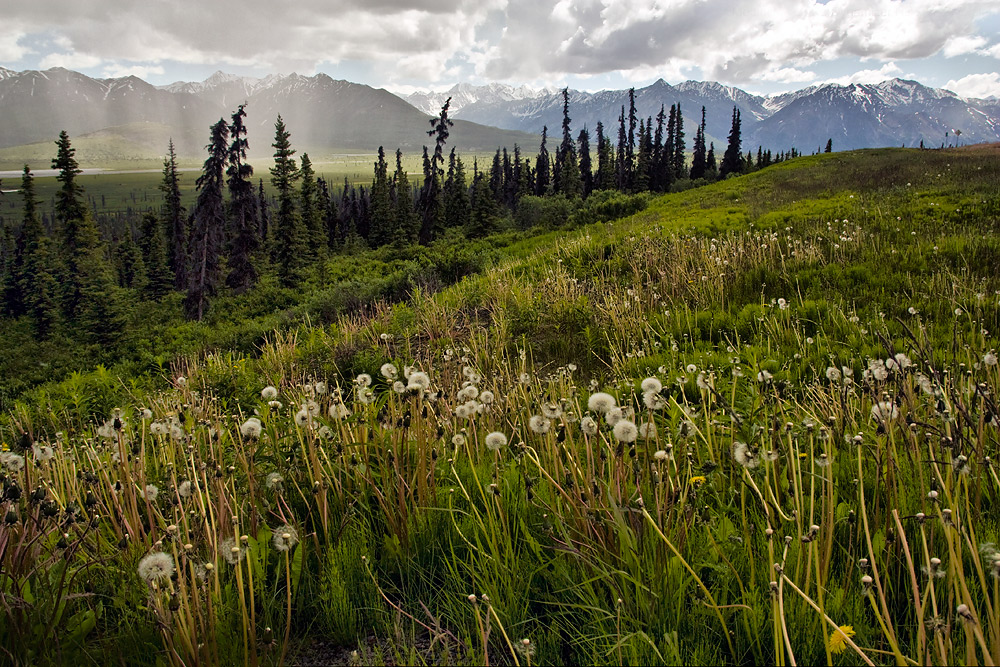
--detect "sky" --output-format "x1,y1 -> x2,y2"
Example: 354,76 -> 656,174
1,0 -> 999,98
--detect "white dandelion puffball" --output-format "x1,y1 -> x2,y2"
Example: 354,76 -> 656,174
640,377 -> 662,394
871,401 -> 899,423
356,373 -> 372,387
984,351 -> 997,367
528,415 -> 551,434
266,472 -> 284,490
221,537 -> 246,564
825,367 -> 841,382
587,392 -> 616,414
580,416 -> 599,436
294,407 -> 310,426
613,419 -> 638,443
144,484 -> 159,501
757,370 -> 773,383
177,480 -> 193,498
639,422 -> 657,439
407,371 -> 431,392
381,363 -> 398,380
240,417 -> 262,439
329,402 -> 351,419
261,386 -> 278,400
643,391 -> 666,410
273,525 -> 299,552
479,390 -> 495,405
605,406 -> 624,427
540,401 -> 563,419
138,552 -> 175,584
732,441 -> 758,469
485,432 -> 508,451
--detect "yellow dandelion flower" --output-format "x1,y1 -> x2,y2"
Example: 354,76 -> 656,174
827,625 -> 855,654
689,475 -> 706,487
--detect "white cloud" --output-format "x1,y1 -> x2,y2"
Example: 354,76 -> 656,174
942,35 -> 987,57
823,62 -> 903,86
0,29 -> 30,62
39,51 -> 102,70
2,0 -> 1000,88
102,63 -> 166,79
945,71 -> 1000,98
984,43 -> 1000,58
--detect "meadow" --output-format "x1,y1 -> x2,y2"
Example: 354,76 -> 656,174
1,145 -> 998,666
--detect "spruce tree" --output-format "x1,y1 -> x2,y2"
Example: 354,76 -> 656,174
689,107 -> 707,180
626,88 -> 637,190
825,138 -> 833,153
299,154 -> 324,257
139,212 -> 172,299
226,104 -> 260,293
369,147 -> 393,247
634,119 -> 651,192
595,122 -> 614,191
577,127 -> 593,197
672,104 -> 685,180
706,142 -> 717,178
652,106 -> 666,192
186,118 -> 229,320
270,115 -> 304,286
17,165 -> 61,335
160,139 -> 187,290
720,107 -> 743,178
615,106 -> 627,191
443,147 -> 470,229
556,88 -> 581,198
421,98 -> 452,244
392,149 -> 417,246
468,163 -> 496,238
534,127 -> 550,195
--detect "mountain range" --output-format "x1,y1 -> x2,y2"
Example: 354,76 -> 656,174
404,78 -> 1000,151
0,66 -> 998,169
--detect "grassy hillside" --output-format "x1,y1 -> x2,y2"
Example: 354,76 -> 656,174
1,146 -> 998,666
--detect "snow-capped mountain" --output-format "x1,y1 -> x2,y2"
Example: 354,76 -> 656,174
404,82 -> 555,115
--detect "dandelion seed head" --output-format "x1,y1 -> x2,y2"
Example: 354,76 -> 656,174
613,419 -> 638,443
272,524 -> 298,552
240,417 -> 263,439
580,416 -> 599,436
355,374 -> 372,388
138,552 -> 174,584
587,392 -> 616,414
380,363 -> 398,380
528,415 -> 551,434
485,432 -> 508,451
261,386 -> 278,400
640,377 -> 662,394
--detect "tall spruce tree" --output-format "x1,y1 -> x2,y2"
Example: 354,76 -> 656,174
299,154 -> 324,257
615,106 -> 628,191
626,88 -> 637,190
139,212 -> 172,299
270,115 -> 304,285
556,88 -> 581,198
578,127 -> 593,197
421,98 -> 453,244
652,105 -> 667,192
369,147 -> 393,247
443,147 -> 470,229
160,139 -> 187,290
672,104 -> 686,180
225,104 -> 259,293
690,106 -> 707,180
720,107 -> 743,178
186,118 -> 229,320
468,163 -> 495,238
16,165 -> 61,335
52,130 -> 95,316
392,149 -> 417,246
535,126 -> 551,195
596,122 -> 614,191
634,119 -> 651,192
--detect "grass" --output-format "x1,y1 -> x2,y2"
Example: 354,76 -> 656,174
1,145 -> 999,665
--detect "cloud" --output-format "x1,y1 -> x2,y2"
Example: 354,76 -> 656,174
823,62 -> 903,85
39,51 -> 102,70
1,0 -> 999,88
102,63 -> 166,79
945,71 -> 1000,98
942,35 -> 987,57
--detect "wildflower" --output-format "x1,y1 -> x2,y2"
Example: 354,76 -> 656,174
457,385 -> 479,402
696,372 -> 712,391
452,434 -> 467,448
732,441 -> 758,469
825,367 -> 842,382
580,416 -> 599,436
871,401 -> 899,423
516,638 -> 535,660
2,451 -> 26,472
313,381 -> 328,395
261,386 -> 278,400
613,419 -> 638,443
984,351 -> 997,367
306,400 -> 320,416
144,484 -> 159,501
380,363 -> 398,380
407,371 -> 431,392
685,363 -> 698,374
641,377 -> 663,394
485,432 -> 508,451
329,402 -> 351,419
177,481 -> 193,499
138,552 -> 175,584
528,415 -> 551,435
32,444 -> 55,462
639,422 -> 657,439
893,353 -> 913,370
265,472 -> 283,490
479,390 -> 495,405
295,406 -> 310,426
827,625 -> 856,655
220,537 -> 246,564
141,408 -> 153,419
272,525 -> 298,552
240,417 -> 263,439
689,475 -> 706,487
268,400 -> 283,409
519,372 -> 532,385
757,370 -> 773,383
643,391 -> 666,410
915,373 -> 934,395
587,392 -> 616,414
867,359 -> 888,382
777,298 -> 788,310
357,387 -> 375,405
540,401 -> 563,419
356,374 -> 372,388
